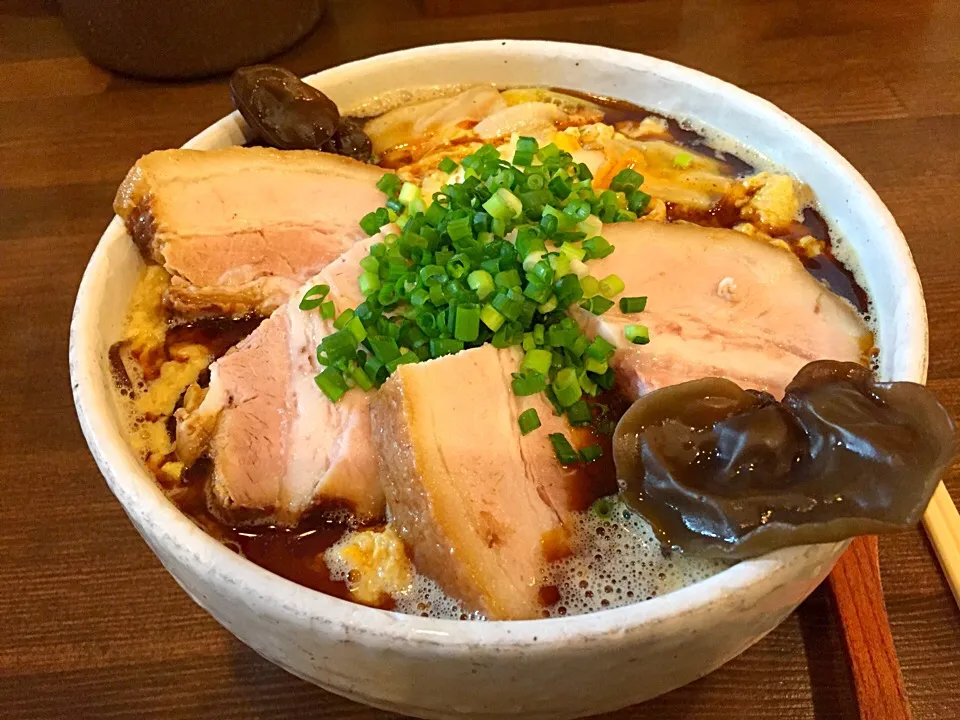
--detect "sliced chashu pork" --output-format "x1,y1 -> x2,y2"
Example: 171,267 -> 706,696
114,146 -> 385,318
570,222 -> 871,400
371,344 -> 589,620
175,239 -> 382,526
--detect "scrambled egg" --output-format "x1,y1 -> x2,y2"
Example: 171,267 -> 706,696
134,343 -> 212,418
124,265 -> 170,379
120,264 -> 215,474
739,172 -> 807,232
328,526 -> 414,606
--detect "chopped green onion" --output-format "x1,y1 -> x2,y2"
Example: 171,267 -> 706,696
548,176 -> 571,200
566,399 -> 592,427
674,151 -> 693,169
537,295 -> 558,313
315,367 -> 348,403
430,338 -> 464,358
359,210 -> 387,236
491,287 -> 524,321
318,329 -> 359,365
609,168 -> 644,192
531,259 -> 554,286
598,274 -> 625,298
563,198 -> 591,223
420,264 -> 446,287
386,351 -> 420,372
516,228 -> 546,259
627,189 -> 651,215
541,205 -> 572,232
550,252 -> 572,278
584,356 -> 608,375
619,296 -> 648,313
333,309 -> 356,331
493,322 -> 524,348
512,370 -> 547,396
480,303 -> 506,331
560,242 -> 586,263
537,142 -> 561,162
409,197 -> 427,216
540,213 -> 559,236
582,236 -> 614,261
378,284 -> 399,306
446,253 -> 471,279
579,444 -> 603,463
483,188 -> 523,220
495,269 -> 522,289
359,271 -> 381,297
467,269 -> 495,300
344,316 -> 367,342
533,324 -> 545,345
553,274 -> 584,308
299,284 -> 330,311
311,139 -> 648,437
454,305 -> 481,342
376,173 -> 402,197
369,336 -> 401,363
424,202 -> 447,227
580,275 -> 600,297
553,367 -> 582,407
522,250 -> 545,273
399,182 -> 421,206
349,364 -> 374,392
577,368 -> 598,396
549,433 -> 580,466
586,336 -> 616,361
517,408 -> 541,435
580,296 -> 615,315
625,324 -> 650,344
576,214 -> 603,239
523,280 -> 552,304
521,348 -> 552,376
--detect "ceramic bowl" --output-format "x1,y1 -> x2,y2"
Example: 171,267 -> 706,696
70,40 -> 926,719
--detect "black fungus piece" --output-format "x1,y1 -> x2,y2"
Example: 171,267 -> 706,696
230,65 -> 341,150
613,360 -> 957,559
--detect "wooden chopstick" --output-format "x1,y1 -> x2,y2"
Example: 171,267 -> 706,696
922,481 -> 960,607
829,536 -> 913,720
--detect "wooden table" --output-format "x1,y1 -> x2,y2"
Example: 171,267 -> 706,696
2,0 -> 959,717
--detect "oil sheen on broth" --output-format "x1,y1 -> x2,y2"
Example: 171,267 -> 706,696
115,89 -> 873,620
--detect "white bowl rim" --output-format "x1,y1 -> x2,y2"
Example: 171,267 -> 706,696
70,39 -> 927,651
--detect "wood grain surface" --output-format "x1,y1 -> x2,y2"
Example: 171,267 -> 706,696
829,537 -> 914,720
2,0 -> 959,718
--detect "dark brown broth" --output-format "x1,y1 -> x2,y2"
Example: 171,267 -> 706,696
142,89 -> 872,609
167,316 -> 263,359
170,459 -> 356,602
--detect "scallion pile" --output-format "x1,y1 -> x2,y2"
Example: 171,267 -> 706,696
303,137 -> 652,463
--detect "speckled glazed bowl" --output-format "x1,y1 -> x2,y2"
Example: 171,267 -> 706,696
70,41 -> 927,719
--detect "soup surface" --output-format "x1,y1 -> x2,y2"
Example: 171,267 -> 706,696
112,85 -> 874,619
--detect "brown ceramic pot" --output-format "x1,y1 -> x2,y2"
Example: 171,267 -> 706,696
59,0 -> 326,80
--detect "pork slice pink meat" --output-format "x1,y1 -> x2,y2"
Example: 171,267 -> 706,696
175,239 -> 383,526
114,146 -> 386,318
371,344 -> 592,620
570,222 -> 872,400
